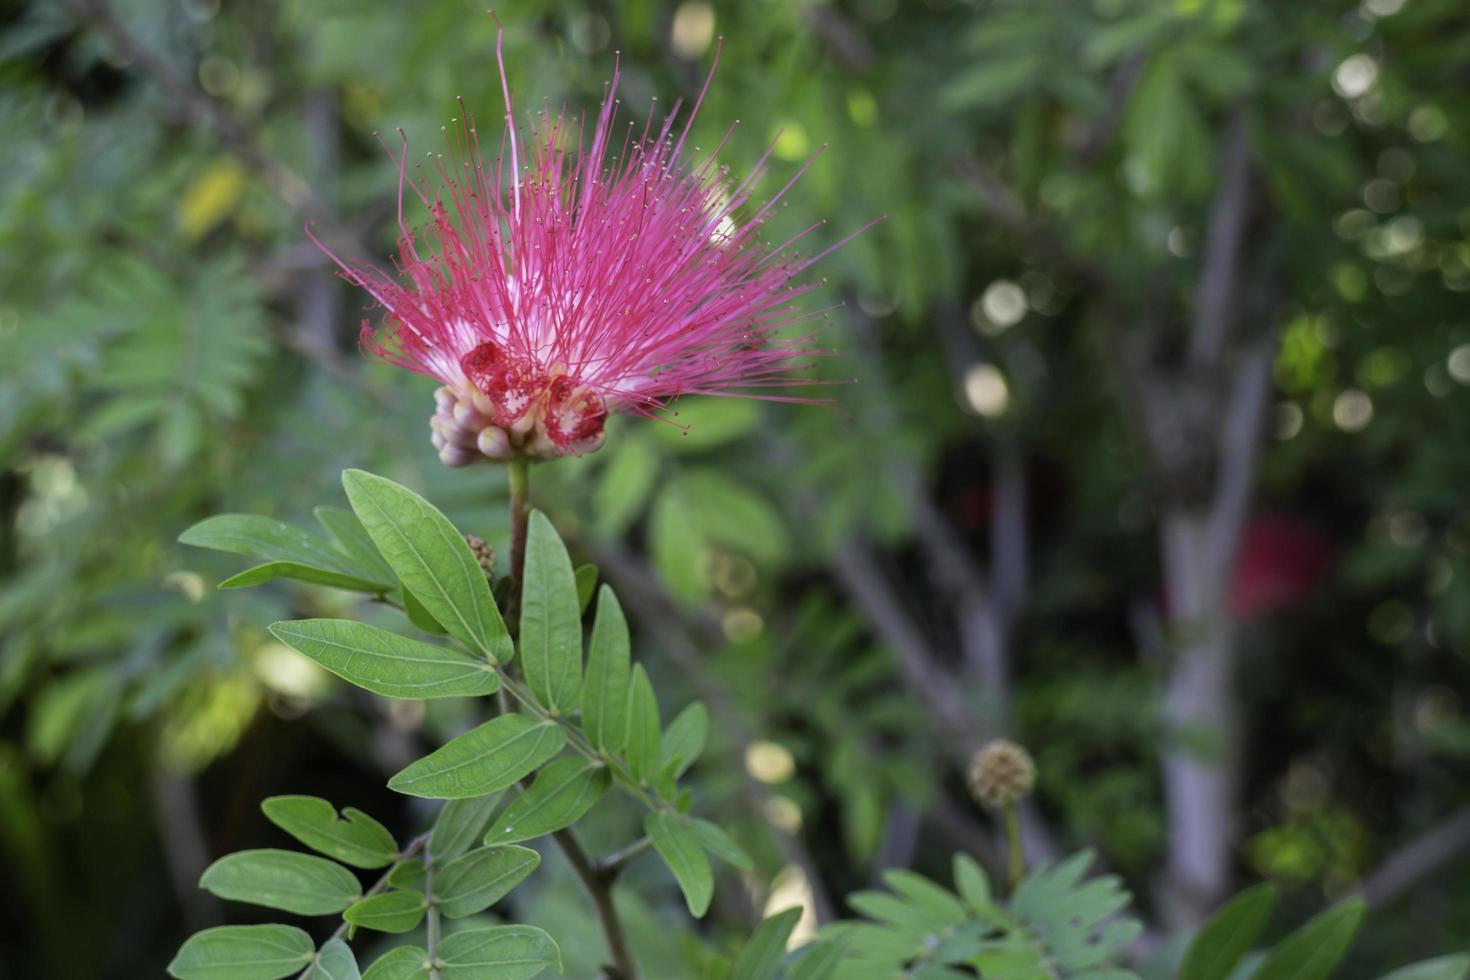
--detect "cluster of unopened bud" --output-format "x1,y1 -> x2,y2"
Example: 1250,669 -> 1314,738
463,534 -> 496,582
967,739 -> 1036,810
429,381 -> 606,467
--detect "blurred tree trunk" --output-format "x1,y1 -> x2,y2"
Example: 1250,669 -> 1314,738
1158,508 -> 1239,924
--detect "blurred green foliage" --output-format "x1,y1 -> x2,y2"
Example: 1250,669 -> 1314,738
5,0 -> 1470,975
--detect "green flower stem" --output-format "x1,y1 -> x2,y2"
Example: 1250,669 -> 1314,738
1004,803 -> 1024,892
506,457 -> 531,625
295,832 -> 429,979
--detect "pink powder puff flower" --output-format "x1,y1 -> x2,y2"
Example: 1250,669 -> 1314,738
312,30 -> 870,465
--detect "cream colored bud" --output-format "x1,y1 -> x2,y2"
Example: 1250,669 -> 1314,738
967,739 -> 1036,810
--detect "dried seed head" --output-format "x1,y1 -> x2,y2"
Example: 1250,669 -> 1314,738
464,534 -> 496,581
967,739 -> 1036,810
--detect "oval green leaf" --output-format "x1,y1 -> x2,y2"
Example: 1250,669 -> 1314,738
341,470 -> 512,664
220,562 -> 392,593
434,844 -> 541,919
438,925 -> 562,980
310,939 -> 361,980
167,924 -> 315,980
520,511 -> 583,714
625,664 -> 661,784
661,702 -> 709,778
199,849 -> 361,915
1379,955 -> 1470,980
388,714 -> 566,800
429,794 -> 503,864
361,946 -> 430,980
484,758 -> 611,846
731,907 -> 802,980
646,809 -> 713,917
261,796 -> 398,869
1252,898 -> 1365,980
582,586 -> 630,755
690,818 -> 754,871
268,619 -> 500,700
344,890 -> 426,934
1179,882 -> 1278,980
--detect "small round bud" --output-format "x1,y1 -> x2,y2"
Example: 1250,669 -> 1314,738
967,739 -> 1036,810
464,534 -> 496,581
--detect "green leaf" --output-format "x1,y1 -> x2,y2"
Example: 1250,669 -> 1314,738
168,924 -> 315,980
388,714 -> 566,799
731,907 -> 802,980
341,470 -> 512,664
437,925 -> 562,979
595,433 -> 658,534
574,564 -> 598,613
646,809 -> 714,917
219,562 -> 392,593
483,757 -> 611,845
344,890 -> 426,933
649,484 -> 706,602
582,586 -> 630,755
1179,883 -> 1278,980
1379,955 -> 1470,980
520,511 -> 583,714
1252,899 -> 1365,980
434,844 -> 541,918
661,701 -> 709,778
388,860 -> 427,892
180,514 -> 358,571
680,470 -> 788,566
882,869 -> 967,926
625,664 -> 662,784
180,513 -> 392,593
199,849 -> 361,915
315,506 -> 397,583
430,795 -> 503,864
268,620 -> 500,700
787,941 -> 843,980
654,397 -> 761,450
361,946 -> 430,980
261,796 -> 399,869
690,818 -> 754,871
952,854 -> 992,914
403,586 -> 449,635
940,54 -> 1044,110
309,939 -> 361,980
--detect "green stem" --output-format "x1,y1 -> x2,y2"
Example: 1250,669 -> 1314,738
1004,804 -> 1024,892
595,835 -> 654,876
425,857 -> 442,979
295,833 -> 429,979
506,457 -> 531,627
497,458 -> 640,980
